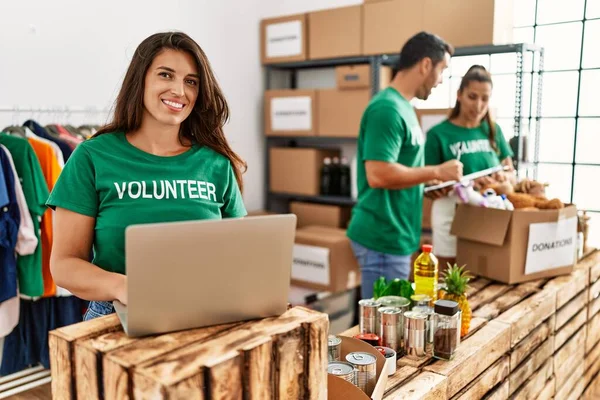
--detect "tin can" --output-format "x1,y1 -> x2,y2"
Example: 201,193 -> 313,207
346,352 -> 377,394
403,311 -> 428,360
327,361 -> 356,385
353,333 -> 380,347
374,346 -> 397,376
328,335 -> 342,362
359,299 -> 381,334
378,307 -> 403,354
378,296 -> 411,310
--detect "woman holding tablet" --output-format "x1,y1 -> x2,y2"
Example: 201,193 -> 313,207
424,65 -> 515,266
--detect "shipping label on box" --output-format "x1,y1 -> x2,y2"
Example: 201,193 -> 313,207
292,244 -> 330,285
271,96 -> 312,131
266,20 -> 303,58
525,216 -> 578,275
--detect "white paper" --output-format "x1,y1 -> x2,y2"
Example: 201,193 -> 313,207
271,96 -> 312,131
266,20 -> 302,58
292,244 -> 330,285
524,216 -> 578,275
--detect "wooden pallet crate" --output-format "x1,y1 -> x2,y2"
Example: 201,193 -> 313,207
509,358 -> 553,400
507,338 -> 553,396
49,306 -> 328,400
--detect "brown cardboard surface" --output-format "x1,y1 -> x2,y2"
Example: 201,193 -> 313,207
269,147 -> 339,195
422,0 -> 513,47
260,14 -> 307,65
264,89 -> 318,136
452,204 -> 577,284
336,65 -> 392,90
293,226 -> 360,292
363,0 -> 424,55
328,336 -> 390,400
317,89 -> 370,137
290,202 -> 351,229
308,5 -> 362,60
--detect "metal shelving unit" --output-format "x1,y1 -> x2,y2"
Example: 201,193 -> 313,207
263,43 -> 544,211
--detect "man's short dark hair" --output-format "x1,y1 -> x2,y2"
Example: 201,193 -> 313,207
396,31 -> 454,71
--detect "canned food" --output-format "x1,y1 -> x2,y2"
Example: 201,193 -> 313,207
375,346 -> 397,376
327,361 -> 356,385
328,335 -> 342,362
404,311 -> 428,360
346,352 -> 377,394
359,299 -> 381,334
353,333 -> 380,347
378,296 -> 411,309
378,307 -> 403,353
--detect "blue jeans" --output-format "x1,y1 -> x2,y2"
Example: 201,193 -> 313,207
350,240 -> 412,300
83,301 -> 115,321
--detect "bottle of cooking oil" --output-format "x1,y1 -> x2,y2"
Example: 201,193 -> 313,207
413,244 -> 439,303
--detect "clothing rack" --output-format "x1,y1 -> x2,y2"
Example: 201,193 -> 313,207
0,106 -> 110,113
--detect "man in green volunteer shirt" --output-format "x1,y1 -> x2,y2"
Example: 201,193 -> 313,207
347,32 -> 463,299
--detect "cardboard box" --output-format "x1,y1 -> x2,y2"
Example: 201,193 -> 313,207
260,14 -> 307,65
415,108 -> 451,139
269,148 -> 339,195
317,89 -> 370,138
451,204 -> 578,284
328,336 -> 389,400
423,0 -> 513,48
336,65 -> 392,90
264,90 -> 318,136
246,209 -> 278,217
308,5 -> 362,60
290,202 -> 351,229
292,226 -> 360,292
363,0 -> 424,55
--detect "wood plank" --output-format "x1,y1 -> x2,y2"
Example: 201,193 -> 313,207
302,315 -> 329,400
584,350 -> 600,389
555,327 -> 586,367
556,290 -> 588,331
508,339 -> 553,396
537,376 -> 556,400
583,374 -> 600,400
465,317 -> 488,339
587,310 -> 600,353
451,356 -> 510,400
581,250 -> 600,282
510,318 -> 552,371
588,293 -> 600,321
473,281 -> 544,321
589,279 -> 600,302
469,284 -> 513,311
496,288 -> 557,348
243,340 -> 273,400
555,346 -> 585,391
555,308 -> 587,351
424,321 -> 511,397
398,355 -> 433,370
384,366 -> 419,395
564,378 -> 586,400
544,268 -> 589,309
49,314 -> 122,400
467,278 -> 493,297
206,353 -> 243,399
384,371 -> 447,400
586,339 -> 600,372
274,326 -> 306,400
483,381 -> 509,400
509,358 -> 553,400
555,363 -> 584,400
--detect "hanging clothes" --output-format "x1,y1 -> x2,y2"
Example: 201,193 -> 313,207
0,146 -> 20,304
0,134 -> 49,298
23,120 -> 73,162
25,127 -> 64,168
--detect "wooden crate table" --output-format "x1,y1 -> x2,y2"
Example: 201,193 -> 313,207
49,306 -> 328,400
339,250 -> 600,400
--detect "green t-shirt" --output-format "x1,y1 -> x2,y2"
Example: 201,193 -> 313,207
424,120 -> 513,175
46,132 -> 247,275
347,87 -> 424,256
0,134 -> 49,297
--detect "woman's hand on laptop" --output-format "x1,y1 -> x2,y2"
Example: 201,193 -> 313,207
114,274 -> 128,305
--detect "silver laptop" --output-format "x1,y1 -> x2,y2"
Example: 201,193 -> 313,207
113,214 -> 297,337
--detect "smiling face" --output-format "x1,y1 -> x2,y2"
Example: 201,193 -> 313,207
142,49 -> 200,128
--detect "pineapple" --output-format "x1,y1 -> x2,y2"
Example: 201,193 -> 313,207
442,264 -> 473,338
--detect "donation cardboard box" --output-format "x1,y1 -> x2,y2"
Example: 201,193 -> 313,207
423,0 -> 513,48
363,0 -> 424,55
308,5 -> 362,60
290,202 -> 351,229
451,204 -> 578,284
269,148 -> 339,195
292,226 -> 360,292
318,89 -> 370,138
260,13 -> 308,64
327,336 -> 390,400
264,90 -> 318,136
335,65 -> 392,91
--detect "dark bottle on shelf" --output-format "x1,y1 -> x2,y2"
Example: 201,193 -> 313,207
331,157 -> 341,196
320,157 -> 332,195
340,157 -> 351,197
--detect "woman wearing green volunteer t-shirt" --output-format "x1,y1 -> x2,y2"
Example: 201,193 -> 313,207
424,65 -> 515,267
47,32 -> 247,320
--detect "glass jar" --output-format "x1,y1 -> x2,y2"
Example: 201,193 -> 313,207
433,300 -> 461,361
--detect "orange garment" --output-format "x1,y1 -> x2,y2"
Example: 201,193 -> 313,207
28,138 -> 62,296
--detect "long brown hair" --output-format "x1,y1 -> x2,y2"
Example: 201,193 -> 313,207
94,32 -> 247,191
449,65 -> 498,153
